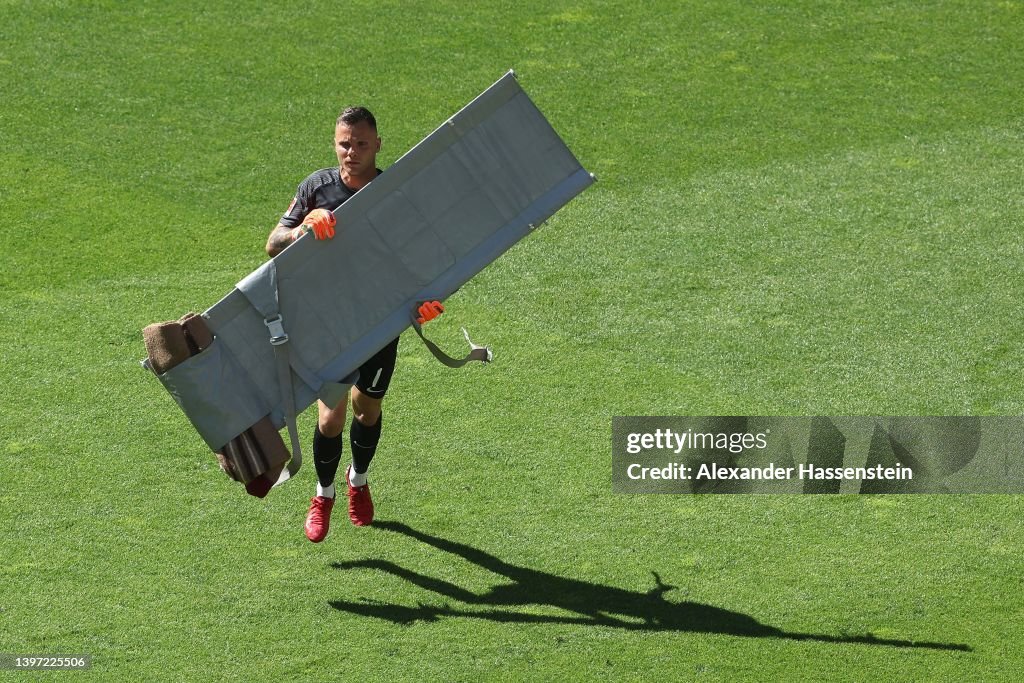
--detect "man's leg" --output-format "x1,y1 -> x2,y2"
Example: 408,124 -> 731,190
315,397 -> 348,493
304,396 -> 348,543
344,337 -> 399,526
344,386 -> 383,527
349,387 -> 383,480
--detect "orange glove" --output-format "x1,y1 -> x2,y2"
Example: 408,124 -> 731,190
416,301 -> 444,324
297,208 -> 336,240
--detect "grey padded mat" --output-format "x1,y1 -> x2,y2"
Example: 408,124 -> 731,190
156,71 -> 594,451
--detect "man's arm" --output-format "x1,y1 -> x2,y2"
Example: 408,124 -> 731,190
266,222 -> 300,257
266,209 -> 337,257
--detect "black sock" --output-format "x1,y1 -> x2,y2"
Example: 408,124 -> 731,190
313,425 -> 345,488
350,414 -> 382,475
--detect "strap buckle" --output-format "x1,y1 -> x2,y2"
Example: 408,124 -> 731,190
264,315 -> 289,345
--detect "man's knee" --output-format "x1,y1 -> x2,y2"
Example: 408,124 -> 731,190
351,388 -> 383,427
318,399 -> 347,437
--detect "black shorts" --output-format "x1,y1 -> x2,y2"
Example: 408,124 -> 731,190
355,337 -> 399,398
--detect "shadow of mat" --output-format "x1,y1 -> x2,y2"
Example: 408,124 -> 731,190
328,521 -> 970,652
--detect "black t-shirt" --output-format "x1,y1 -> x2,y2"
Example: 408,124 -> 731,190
278,167 -> 381,228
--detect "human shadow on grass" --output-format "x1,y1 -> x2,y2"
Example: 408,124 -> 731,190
329,521 -> 970,652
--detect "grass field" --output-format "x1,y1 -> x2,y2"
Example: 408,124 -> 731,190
2,0 -> 1023,680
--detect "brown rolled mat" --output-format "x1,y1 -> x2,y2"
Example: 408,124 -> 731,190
242,420 -> 289,497
142,313 -> 215,373
243,461 -> 286,498
216,416 -> 289,485
143,320 -> 192,375
180,312 -> 213,353
143,313 -> 291,495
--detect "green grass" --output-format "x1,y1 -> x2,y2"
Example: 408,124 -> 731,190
2,0 -> 1023,680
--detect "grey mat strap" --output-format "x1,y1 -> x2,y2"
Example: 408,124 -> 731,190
238,262 -> 304,484
267,321 -> 302,486
410,307 -> 493,368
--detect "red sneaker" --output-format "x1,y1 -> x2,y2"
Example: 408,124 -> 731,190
304,495 -> 335,543
346,466 -> 374,526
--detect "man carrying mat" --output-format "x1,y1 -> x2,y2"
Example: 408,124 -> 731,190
265,106 -> 443,542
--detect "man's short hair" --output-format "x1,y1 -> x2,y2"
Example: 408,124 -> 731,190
337,106 -> 377,130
